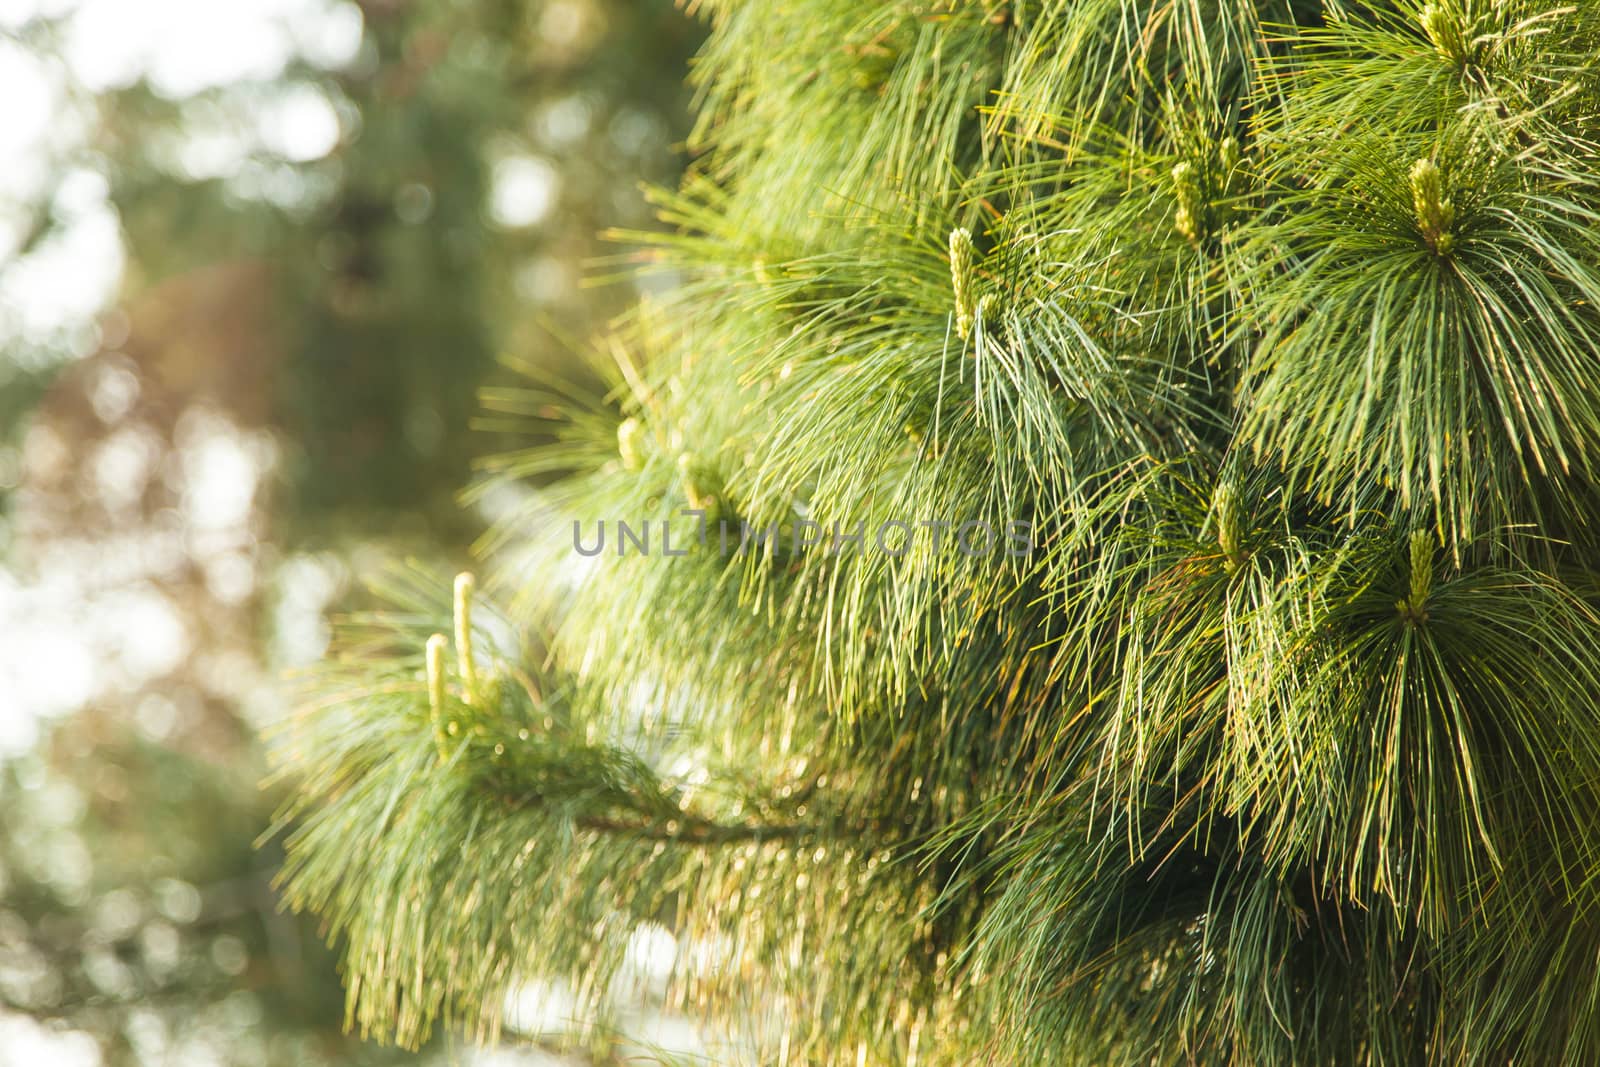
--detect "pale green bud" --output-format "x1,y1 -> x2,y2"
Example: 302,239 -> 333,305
949,228 -> 977,340
1420,3 -> 1469,66
1213,480 -> 1244,572
426,633 -> 450,760
1408,528 -> 1434,609
1397,529 -> 1435,625
1410,158 -> 1456,255
1173,161 -> 1203,243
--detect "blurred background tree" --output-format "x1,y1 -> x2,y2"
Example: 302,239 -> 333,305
0,1 -> 699,1063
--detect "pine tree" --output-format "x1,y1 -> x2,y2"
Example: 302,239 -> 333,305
273,1 -> 1600,1062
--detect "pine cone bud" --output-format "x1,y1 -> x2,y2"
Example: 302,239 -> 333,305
1407,528 -> 1434,609
1420,3 -> 1468,66
1172,161 -> 1203,243
1397,529 -> 1434,625
1410,158 -> 1456,255
1213,480 -> 1244,572
617,417 -> 645,471
949,227 -> 978,340
426,633 -> 450,759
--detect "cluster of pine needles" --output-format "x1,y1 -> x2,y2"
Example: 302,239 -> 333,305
272,1 -> 1600,1063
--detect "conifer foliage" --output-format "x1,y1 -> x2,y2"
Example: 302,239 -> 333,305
273,1 -> 1600,1062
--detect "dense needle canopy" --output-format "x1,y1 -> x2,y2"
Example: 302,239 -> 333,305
274,1 -> 1600,1063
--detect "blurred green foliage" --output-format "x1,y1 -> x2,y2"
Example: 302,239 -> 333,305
0,1 -> 700,1063
0,725 -> 408,1066
99,0 -> 700,542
